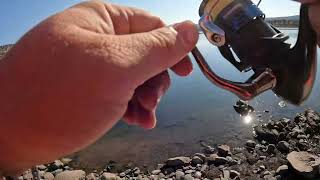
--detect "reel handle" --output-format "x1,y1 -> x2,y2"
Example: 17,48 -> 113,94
191,47 -> 277,101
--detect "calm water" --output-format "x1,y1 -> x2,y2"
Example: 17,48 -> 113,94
72,29 -> 320,169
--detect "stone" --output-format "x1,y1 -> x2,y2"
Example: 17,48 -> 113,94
287,151 -> 320,178
151,170 -> 161,175
101,173 -> 117,180
23,172 -> 33,180
246,140 -> 256,149
207,154 -> 228,166
217,145 -> 231,157
297,134 -> 308,139
54,170 -> 86,180
52,169 -> 63,176
194,171 -> 202,178
191,156 -> 204,165
43,172 -> 54,180
162,168 -> 174,175
277,141 -> 290,153
254,126 -> 279,144
184,174 -> 194,180
166,157 -> 191,167
37,165 -> 47,171
265,144 -> 276,154
194,153 -> 206,161
276,165 -> 288,176
230,170 -> 240,179
175,171 -> 185,180
60,158 -> 72,165
86,173 -> 97,180
222,170 -> 230,179
48,160 -> 64,171
185,170 -> 195,174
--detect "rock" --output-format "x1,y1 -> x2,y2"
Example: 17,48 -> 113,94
152,170 -> 161,175
277,141 -> 290,153
48,160 -> 64,171
207,154 -> 228,166
276,165 -> 288,176
185,170 -> 195,174
287,151 -> 320,178
60,158 -> 72,165
191,156 -> 204,165
194,171 -> 202,178
233,100 -> 254,116
254,126 -> 278,144
43,172 -> 54,180
222,170 -> 230,179
217,145 -> 231,157
54,170 -> 86,180
246,140 -> 256,149
52,169 -> 63,176
184,174 -> 194,180
101,173 -> 118,180
86,173 -> 97,180
166,157 -> 191,167
194,153 -> 206,161
175,171 -> 185,180
230,170 -> 240,179
37,164 -> 47,171
23,172 -> 33,180
297,141 -> 309,151
162,168 -> 174,175
265,144 -> 276,154
297,134 -> 308,139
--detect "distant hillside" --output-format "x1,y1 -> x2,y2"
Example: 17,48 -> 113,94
0,44 -> 13,59
266,15 -> 299,28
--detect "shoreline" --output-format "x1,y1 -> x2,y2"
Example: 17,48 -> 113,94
5,109 -> 320,180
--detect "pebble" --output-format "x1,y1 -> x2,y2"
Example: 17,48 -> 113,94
276,165 -> 288,176
230,170 -> 240,179
151,170 -> 161,175
166,157 -> 191,167
194,171 -> 202,178
101,173 -> 117,180
54,170 -> 86,180
287,151 -> 320,178
277,141 -> 290,153
175,171 -> 185,180
43,172 -> 54,180
185,170 -> 195,174
217,144 -> 231,157
184,174 -> 194,180
191,156 -> 204,165
49,160 -> 64,171
246,140 -> 256,149
86,173 -> 97,180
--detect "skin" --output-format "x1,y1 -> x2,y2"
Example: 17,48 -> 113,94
0,0 -> 319,176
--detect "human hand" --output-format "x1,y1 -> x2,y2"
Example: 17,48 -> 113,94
0,0 -> 198,174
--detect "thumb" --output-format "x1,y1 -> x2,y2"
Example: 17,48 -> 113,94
117,21 -> 199,84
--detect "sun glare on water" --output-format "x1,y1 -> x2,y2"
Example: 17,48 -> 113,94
243,114 -> 253,124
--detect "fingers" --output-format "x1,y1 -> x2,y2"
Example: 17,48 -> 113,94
109,21 -> 199,85
104,3 -> 165,34
123,71 -> 170,129
171,56 -> 193,77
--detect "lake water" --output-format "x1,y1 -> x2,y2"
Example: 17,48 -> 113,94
71,29 -> 320,170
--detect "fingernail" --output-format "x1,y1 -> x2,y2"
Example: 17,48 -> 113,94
172,21 -> 198,44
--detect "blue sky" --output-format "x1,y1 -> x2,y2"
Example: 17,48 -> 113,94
0,0 -> 301,45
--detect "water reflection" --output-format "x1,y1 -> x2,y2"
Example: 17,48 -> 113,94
72,29 -> 320,170
242,114 -> 254,124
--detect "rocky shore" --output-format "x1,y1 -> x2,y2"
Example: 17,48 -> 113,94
0,44 -> 12,58
3,109 -> 320,180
